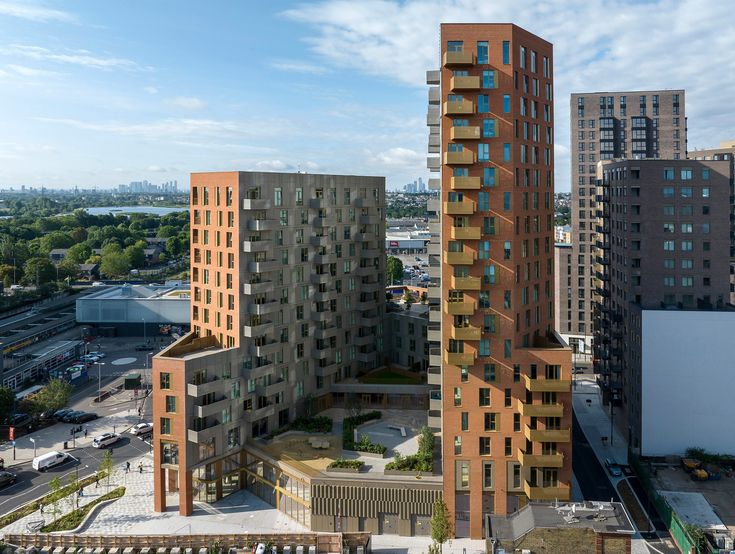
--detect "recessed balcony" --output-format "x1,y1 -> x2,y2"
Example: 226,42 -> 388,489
524,426 -> 571,443
450,227 -> 481,240
247,219 -> 277,232
518,449 -> 565,468
517,399 -> 565,418
450,325 -> 481,341
195,397 -> 230,419
523,375 -> 572,393
242,240 -> 273,253
450,176 -> 481,190
247,259 -> 279,273
450,76 -> 480,90
248,300 -> 280,315
443,350 -> 476,366
445,300 -> 477,315
444,200 -> 475,215
450,126 -> 481,141
242,321 -> 274,337
444,250 -> 476,265
443,50 -> 474,66
242,281 -> 273,295
242,198 -> 271,211
523,481 -> 571,501
450,275 -> 481,290
443,100 -> 475,116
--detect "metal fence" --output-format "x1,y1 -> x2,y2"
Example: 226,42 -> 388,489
628,451 -> 700,554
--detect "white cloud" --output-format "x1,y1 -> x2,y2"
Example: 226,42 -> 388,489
0,1 -> 76,23
254,160 -> 293,171
146,165 -> 167,172
368,146 -> 423,169
144,86 -> 158,95
168,96 -> 206,110
282,0 -> 735,191
5,63 -> 57,77
2,44 -> 143,70
35,116 -> 246,140
271,60 -> 330,75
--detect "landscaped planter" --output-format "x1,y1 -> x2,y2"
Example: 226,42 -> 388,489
326,466 -> 363,474
345,448 -> 386,459
384,469 -> 433,477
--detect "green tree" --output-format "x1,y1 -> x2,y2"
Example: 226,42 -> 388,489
38,231 -> 74,255
99,450 -> 114,488
124,245 -> 145,269
3,274 -> 11,289
165,236 -> 182,257
48,476 -> 63,520
156,225 -> 178,238
386,256 -> 403,284
65,243 -> 92,265
23,379 -> 72,416
23,257 -> 56,285
58,258 -> 80,280
66,474 -> 79,509
430,498 -> 452,553
100,251 -> 130,278
0,387 -> 15,424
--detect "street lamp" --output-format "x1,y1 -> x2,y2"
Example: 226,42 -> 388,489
97,361 -> 106,403
29,437 -> 36,458
142,318 -> 147,344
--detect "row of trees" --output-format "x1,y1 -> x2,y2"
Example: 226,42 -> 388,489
0,202 -> 189,285
0,378 -> 72,423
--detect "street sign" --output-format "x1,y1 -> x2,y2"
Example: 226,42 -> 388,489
8,427 -> 14,441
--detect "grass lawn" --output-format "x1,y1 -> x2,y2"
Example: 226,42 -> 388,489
41,486 -> 125,532
358,367 -> 422,385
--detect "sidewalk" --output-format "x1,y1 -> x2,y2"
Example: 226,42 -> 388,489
573,377 -> 628,467
0,394 -> 144,467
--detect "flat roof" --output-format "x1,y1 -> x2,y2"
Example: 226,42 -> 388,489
80,284 -> 190,300
660,491 -> 728,532
491,502 -> 635,541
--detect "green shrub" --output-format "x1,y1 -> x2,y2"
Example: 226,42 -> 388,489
327,458 -> 365,470
385,426 -> 435,472
685,447 -> 735,467
343,411 -> 384,453
267,415 -> 333,439
41,486 -> 125,532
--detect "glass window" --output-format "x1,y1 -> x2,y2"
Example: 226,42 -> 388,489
482,119 -> 496,137
478,143 -> 490,161
663,168 -> 674,180
680,168 -> 693,180
503,95 -> 511,113
159,373 -> 171,390
702,168 -> 710,180
478,95 -> 489,113
503,192 -> 511,211
681,187 -> 692,198
482,70 -> 495,88
502,41 -> 510,64
479,339 -> 490,356
503,143 -> 511,161
477,41 -> 488,64
483,167 -> 496,187
662,187 -> 674,198
702,187 -> 710,198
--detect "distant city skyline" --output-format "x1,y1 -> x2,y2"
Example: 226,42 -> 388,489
0,1 -> 733,191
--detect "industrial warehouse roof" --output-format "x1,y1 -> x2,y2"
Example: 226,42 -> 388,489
81,284 -> 190,300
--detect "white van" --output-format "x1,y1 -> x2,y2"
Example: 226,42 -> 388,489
32,451 -> 69,471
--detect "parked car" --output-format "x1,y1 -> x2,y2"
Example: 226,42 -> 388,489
9,413 -> 32,427
61,411 -> 85,423
605,458 -> 623,477
130,422 -> 153,436
254,544 -> 266,554
32,451 -> 69,472
80,355 -> 100,363
92,432 -> 120,449
0,471 -> 17,488
135,344 -> 154,351
53,408 -> 73,420
88,351 -> 106,359
72,412 -> 98,423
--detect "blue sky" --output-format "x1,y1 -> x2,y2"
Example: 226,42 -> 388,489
0,0 -> 733,192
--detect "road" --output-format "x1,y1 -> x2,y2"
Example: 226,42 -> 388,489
0,433 -> 152,515
572,411 -> 620,502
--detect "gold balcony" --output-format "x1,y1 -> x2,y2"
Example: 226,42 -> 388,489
443,100 -> 475,116
443,150 -> 475,164
443,50 -> 474,66
518,449 -> 565,468
450,126 -> 481,141
450,275 -> 481,290
450,325 -> 481,340
450,76 -> 480,90
444,350 -> 476,366
444,200 -> 475,215
450,176 -> 481,190
523,481 -> 571,501
523,375 -> 572,393
450,227 -> 481,240
517,400 -> 565,418
445,300 -> 477,315
524,426 -> 571,443
444,250 -> 476,265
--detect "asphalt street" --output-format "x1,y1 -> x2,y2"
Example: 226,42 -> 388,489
0,431 -> 152,515
572,411 -> 620,503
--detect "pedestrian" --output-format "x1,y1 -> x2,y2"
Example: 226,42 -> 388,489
95,476 -> 99,489
78,487 -> 84,498
138,462 -> 143,474
126,461 -> 130,473
39,502 -> 43,514
84,427 -> 88,438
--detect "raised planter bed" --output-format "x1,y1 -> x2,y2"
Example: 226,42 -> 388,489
383,469 -> 432,477
326,466 -> 362,474
345,449 -> 386,459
